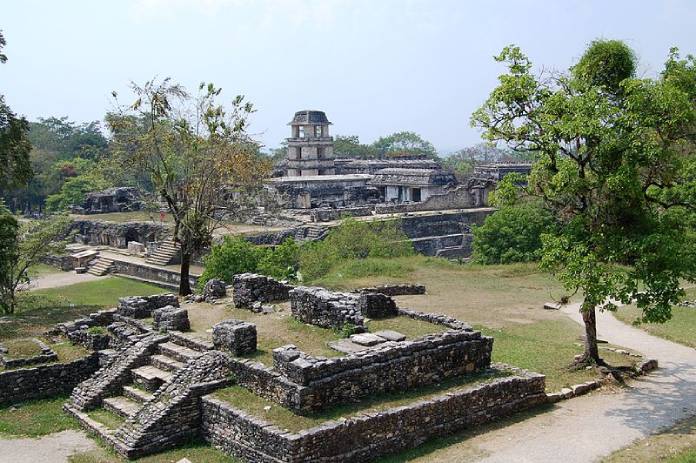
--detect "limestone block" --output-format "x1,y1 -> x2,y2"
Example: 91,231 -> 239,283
212,319 -> 257,356
153,306 -> 190,332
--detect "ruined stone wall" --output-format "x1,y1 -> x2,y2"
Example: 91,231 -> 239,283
310,206 -> 373,222
111,260 -> 199,290
289,286 -> 365,331
232,274 -> 293,309
70,220 -> 166,249
270,330 -> 492,412
117,294 -> 179,318
201,368 -> 547,463
0,353 -> 99,406
355,284 -> 426,296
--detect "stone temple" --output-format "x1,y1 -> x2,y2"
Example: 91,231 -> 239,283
286,110 -> 336,176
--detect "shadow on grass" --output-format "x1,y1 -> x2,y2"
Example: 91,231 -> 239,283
377,403 -> 556,462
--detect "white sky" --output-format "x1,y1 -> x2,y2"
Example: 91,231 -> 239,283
1,0 -> 695,153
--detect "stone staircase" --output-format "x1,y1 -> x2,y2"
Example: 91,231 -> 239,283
64,332 -> 227,458
87,257 -> 115,276
145,240 -> 180,266
306,224 -> 328,240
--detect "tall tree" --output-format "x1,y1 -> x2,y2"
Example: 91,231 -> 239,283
472,40 -> 696,366
108,79 -> 269,295
0,213 -> 71,314
334,135 -> 379,159
0,31 -> 32,191
372,131 -> 438,158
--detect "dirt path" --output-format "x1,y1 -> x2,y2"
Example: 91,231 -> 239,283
425,304 -> 696,463
28,271 -> 100,290
0,430 -> 97,463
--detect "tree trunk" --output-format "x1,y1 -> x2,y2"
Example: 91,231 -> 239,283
580,304 -> 603,365
179,252 -> 192,296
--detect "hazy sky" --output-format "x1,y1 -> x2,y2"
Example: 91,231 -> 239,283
2,0 -> 695,153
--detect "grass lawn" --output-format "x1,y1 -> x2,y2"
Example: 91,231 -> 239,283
615,287 -> 696,349
604,414 -> 696,463
87,408 -> 124,429
0,277 -> 165,340
0,396 -> 78,437
1,338 -> 43,359
214,368 -> 510,433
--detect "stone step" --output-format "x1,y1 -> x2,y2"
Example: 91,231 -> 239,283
150,354 -> 185,372
158,341 -> 203,363
122,385 -> 154,404
103,395 -> 141,419
131,365 -> 173,392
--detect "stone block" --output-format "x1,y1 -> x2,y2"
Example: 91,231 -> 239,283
350,333 -> 386,346
374,330 -> 406,342
203,279 -> 227,300
213,319 -> 257,356
358,292 -> 398,318
152,306 -> 190,332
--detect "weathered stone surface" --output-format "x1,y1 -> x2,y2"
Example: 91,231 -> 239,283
355,284 -> 426,296
70,220 -> 165,249
327,339 -> 370,354
289,286 -> 365,331
349,333 -> 386,346
113,351 -> 231,459
201,367 -> 547,463
232,273 -> 293,309
0,338 -> 58,368
118,294 -> 179,319
152,306 -> 190,332
373,330 -> 406,342
212,320 -> 257,356
0,353 -> 99,406
357,292 -> 398,318
203,279 -> 227,301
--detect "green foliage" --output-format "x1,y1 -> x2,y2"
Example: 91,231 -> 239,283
334,323 -> 360,338
86,326 -> 107,335
488,172 -> 528,207
571,39 -> 636,93
198,236 -> 299,290
473,203 -> 555,264
333,135 -> 379,159
0,96 -> 33,191
0,205 -> 19,314
257,238 -> 299,280
371,131 -> 438,158
45,166 -> 110,211
473,40 -> 696,361
299,218 -> 414,281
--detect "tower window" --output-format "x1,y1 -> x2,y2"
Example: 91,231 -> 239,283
298,126 -> 305,138
296,147 -> 302,159
317,147 -> 324,159
315,125 -> 322,137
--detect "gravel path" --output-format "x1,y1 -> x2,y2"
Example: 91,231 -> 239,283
0,430 -> 97,463
455,304 -> 696,463
28,271 -> 100,290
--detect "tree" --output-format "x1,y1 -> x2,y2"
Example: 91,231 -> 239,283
371,131 -> 438,158
108,79 -> 270,295
0,31 -> 32,191
472,40 -> 696,366
334,135 -> 379,159
0,213 -> 71,314
472,202 -> 555,264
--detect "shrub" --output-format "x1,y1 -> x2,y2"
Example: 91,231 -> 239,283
299,218 -> 413,281
198,236 -> 299,291
472,202 -> 555,264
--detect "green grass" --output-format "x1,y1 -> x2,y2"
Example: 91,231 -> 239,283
215,369 -> 510,433
68,439 -> 239,463
615,287 -> 696,349
27,263 -> 62,278
481,318 -> 637,391
0,396 -> 78,437
0,277 -> 164,340
87,408 -> 125,429
1,338 -> 43,359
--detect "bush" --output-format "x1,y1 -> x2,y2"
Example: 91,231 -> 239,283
299,218 -> 413,281
472,203 -> 555,264
198,236 -> 299,291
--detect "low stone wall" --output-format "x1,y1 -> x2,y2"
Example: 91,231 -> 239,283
311,206 -> 373,222
112,260 -> 199,290
0,353 -> 99,406
355,284 -> 426,296
232,273 -> 293,309
289,286 -> 365,331
54,309 -> 118,350
117,294 -> 179,319
201,367 -> 547,463
0,338 -> 58,368
397,308 -> 473,330
270,329 -> 492,412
